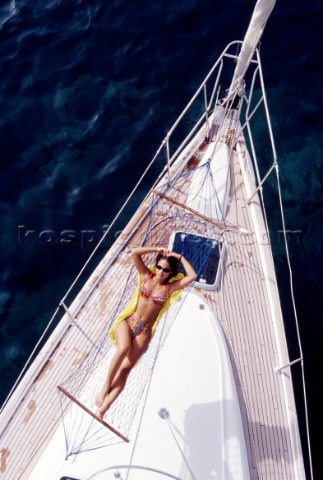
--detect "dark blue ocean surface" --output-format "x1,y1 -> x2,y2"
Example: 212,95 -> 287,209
0,0 -> 322,477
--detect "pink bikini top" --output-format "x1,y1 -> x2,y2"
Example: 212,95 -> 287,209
139,275 -> 169,306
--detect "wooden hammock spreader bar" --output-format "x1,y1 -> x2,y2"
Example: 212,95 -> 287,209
57,385 -> 130,443
152,189 -> 227,231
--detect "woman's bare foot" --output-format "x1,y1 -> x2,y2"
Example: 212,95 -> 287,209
97,397 -> 110,420
95,386 -> 109,408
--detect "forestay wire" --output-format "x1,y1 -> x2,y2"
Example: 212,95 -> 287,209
58,163 -> 223,459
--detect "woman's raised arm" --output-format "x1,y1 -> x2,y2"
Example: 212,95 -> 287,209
131,246 -> 166,276
167,252 -> 196,293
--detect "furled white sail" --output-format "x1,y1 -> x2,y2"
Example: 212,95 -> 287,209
186,140 -> 231,222
228,0 -> 276,96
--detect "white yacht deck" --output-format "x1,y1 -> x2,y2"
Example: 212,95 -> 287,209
0,133 -> 304,479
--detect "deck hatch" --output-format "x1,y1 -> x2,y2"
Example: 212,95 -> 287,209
169,231 -> 224,290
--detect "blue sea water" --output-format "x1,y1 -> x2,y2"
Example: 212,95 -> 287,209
0,0 -> 322,477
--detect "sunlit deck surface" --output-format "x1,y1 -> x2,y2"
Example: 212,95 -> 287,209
0,133 -> 302,479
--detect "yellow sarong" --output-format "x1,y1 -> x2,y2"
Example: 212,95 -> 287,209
109,266 -> 184,347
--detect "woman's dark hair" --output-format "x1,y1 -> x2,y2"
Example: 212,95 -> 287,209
155,253 -> 179,281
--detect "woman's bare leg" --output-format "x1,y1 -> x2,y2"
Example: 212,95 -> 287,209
98,333 -> 151,419
95,321 -> 132,408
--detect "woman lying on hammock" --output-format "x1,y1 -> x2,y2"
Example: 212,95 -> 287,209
95,246 -> 196,419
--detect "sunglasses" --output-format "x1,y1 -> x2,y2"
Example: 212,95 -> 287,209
156,265 -> 171,273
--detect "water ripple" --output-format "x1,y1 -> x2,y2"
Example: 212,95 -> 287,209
0,1 -> 18,27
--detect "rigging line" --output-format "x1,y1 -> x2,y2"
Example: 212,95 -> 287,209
58,390 -> 71,460
125,366 -> 153,480
231,147 -> 241,228
69,440 -> 122,459
164,416 -> 197,480
240,93 -> 264,135
72,422 -> 117,453
143,213 -> 192,239
88,465 -> 183,480
186,162 -> 212,209
157,152 -> 209,195
252,50 -> 277,238
69,412 -> 100,457
275,164 -> 313,480
60,391 -> 88,458
152,189 -> 226,231
206,160 -> 227,226
61,303 -> 100,351
59,395 -> 85,457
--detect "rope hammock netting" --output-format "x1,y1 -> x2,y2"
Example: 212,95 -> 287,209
58,134 -> 232,459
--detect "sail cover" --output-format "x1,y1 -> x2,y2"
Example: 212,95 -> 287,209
228,0 -> 276,95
